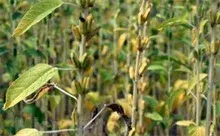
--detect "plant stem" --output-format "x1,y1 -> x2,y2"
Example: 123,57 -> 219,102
77,7 -> 88,135
131,50 -> 141,128
195,0 -> 201,126
206,26 -> 215,136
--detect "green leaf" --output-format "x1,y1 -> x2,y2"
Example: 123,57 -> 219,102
143,96 -> 158,110
145,112 -> 163,121
12,0 -> 63,36
3,64 -> 58,110
147,64 -> 167,72
15,128 -> 42,136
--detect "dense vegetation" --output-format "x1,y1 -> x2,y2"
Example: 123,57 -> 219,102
0,0 -> 220,135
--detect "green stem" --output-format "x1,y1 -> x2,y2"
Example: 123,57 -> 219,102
131,50 -> 141,128
206,26 -> 215,136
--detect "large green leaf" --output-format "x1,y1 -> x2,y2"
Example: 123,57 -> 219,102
15,128 -> 42,136
3,64 -> 58,110
12,0 -> 63,36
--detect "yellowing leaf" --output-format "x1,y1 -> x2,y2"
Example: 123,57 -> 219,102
117,99 -> 132,117
188,126 -> 205,136
15,128 -> 42,136
176,120 -> 195,126
13,0 -> 63,36
3,64 -> 58,110
188,73 -> 207,93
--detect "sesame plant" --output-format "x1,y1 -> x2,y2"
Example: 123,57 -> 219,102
0,0 -> 220,136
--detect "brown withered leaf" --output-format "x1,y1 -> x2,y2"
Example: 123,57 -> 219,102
23,84 -> 53,104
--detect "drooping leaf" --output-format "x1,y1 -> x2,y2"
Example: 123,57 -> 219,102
176,120 -> 195,126
12,0 -> 63,36
3,64 -> 58,110
145,112 -> 163,121
157,15 -> 191,30
24,84 -> 54,104
15,128 -> 42,136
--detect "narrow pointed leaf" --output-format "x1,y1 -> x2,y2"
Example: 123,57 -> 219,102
3,64 -> 58,110
12,0 -> 63,36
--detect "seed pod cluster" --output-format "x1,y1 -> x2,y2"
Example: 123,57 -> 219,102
208,9 -> 220,27
72,77 -> 90,94
136,36 -> 150,52
71,51 -> 93,71
79,15 -> 101,41
138,1 -> 153,25
206,41 -> 220,55
72,25 -> 81,41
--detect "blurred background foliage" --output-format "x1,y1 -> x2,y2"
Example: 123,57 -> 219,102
0,0 -> 220,135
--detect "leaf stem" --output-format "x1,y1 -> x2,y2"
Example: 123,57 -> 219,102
41,129 -> 76,134
52,83 -> 78,102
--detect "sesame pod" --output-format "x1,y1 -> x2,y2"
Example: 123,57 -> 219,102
193,50 -> 199,60
216,11 -> 220,24
138,12 -> 145,25
143,4 -> 152,22
86,14 -> 93,32
80,52 -> 88,63
212,41 -> 220,55
142,37 -> 149,49
79,17 -> 87,34
138,62 -> 148,75
138,99 -> 145,111
136,36 -> 142,51
129,66 -> 135,80
208,10 -> 216,26
81,53 -> 93,71
140,82 -> 147,93
73,80 -> 83,94
86,26 -> 101,41
71,51 -> 81,69
72,25 -> 81,41
206,45 -> 211,55
82,77 -> 90,93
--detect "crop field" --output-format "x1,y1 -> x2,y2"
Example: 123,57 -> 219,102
0,0 -> 220,136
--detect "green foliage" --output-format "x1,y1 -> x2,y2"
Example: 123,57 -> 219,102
12,0 -> 63,36
3,64 -> 58,110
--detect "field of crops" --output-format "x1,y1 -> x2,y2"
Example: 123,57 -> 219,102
0,0 -> 220,136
